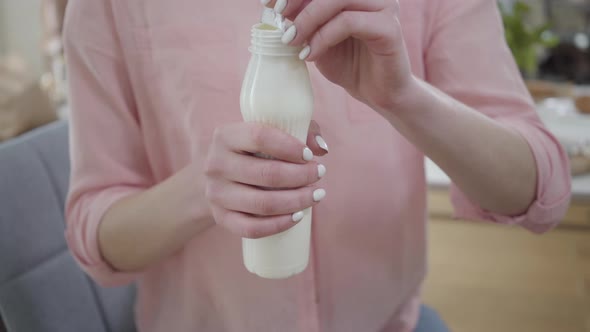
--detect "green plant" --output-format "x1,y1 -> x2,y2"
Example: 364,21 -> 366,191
500,1 -> 559,77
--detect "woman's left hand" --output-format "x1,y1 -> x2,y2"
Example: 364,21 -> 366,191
265,0 -> 414,112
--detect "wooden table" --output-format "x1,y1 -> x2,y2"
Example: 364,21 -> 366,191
422,218 -> 590,332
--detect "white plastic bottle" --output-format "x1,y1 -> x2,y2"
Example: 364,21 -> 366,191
240,23 -> 315,279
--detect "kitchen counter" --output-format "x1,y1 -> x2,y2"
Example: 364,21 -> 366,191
426,158 -> 590,201
426,159 -> 590,228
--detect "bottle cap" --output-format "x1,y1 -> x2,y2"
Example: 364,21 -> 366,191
260,7 -> 286,32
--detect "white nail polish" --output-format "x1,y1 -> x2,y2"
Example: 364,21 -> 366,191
260,0 -> 271,5
317,164 -> 326,178
292,210 -> 305,222
313,189 -> 326,202
299,45 -> 311,60
303,147 -> 314,161
281,25 -> 297,44
315,135 -> 329,152
274,0 -> 287,14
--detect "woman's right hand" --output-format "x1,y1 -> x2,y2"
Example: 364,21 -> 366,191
205,122 -> 328,239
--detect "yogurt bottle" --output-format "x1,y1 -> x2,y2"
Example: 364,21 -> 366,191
240,22 -> 315,279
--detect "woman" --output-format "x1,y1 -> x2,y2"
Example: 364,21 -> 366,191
63,0 -> 571,331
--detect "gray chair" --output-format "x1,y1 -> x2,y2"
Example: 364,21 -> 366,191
0,121 -> 136,332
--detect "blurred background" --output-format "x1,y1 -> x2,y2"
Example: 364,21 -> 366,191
0,0 -> 66,142
0,1 -> 588,332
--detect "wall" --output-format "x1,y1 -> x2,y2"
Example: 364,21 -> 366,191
0,0 -> 43,75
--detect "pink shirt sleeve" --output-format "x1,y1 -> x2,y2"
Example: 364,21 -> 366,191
425,0 -> 571,233
63,0 -> 153,286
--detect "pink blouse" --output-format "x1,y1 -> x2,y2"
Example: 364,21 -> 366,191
63,0 -> 571,331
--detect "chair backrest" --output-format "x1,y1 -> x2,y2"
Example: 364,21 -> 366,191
0,121 -> 136,332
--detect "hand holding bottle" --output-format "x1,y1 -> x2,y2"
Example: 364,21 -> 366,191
263,0 -> 414,114
205,121 -> 328,239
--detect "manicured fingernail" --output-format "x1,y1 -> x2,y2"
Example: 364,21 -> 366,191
317,164 -> 326,178
299,45 -> 311,60
315,135 -> 329,152
313,189 -> 326,202
260,0 -> 271,5
281,25 -> 297,44
292,210 -> 305,222
303,147 -> 314,161
274,0 -> 287,14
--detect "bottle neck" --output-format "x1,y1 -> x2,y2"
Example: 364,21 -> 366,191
249,23 -> 301,57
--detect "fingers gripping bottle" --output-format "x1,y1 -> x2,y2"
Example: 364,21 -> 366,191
240,20 -> 315,279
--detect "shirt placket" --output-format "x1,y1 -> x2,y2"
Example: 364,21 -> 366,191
296,212 -> 321,332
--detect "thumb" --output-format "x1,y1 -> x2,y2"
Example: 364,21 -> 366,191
306,120 -> 329,157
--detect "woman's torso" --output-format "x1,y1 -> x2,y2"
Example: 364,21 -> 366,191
112,1 -> 433,331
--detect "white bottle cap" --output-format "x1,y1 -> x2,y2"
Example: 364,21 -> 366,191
260,7 -> 286,31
